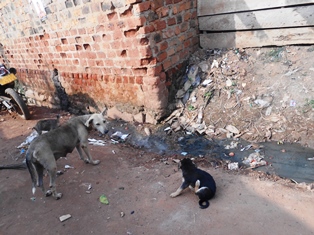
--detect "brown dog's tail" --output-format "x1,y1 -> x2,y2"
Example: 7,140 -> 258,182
25,152 -> 37,195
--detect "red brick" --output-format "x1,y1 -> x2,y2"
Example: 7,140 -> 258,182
167,17 -> 176,26
126,0 -> 142,4
157,6 -> 169,18
139,46 -> 152,58
56,45 -> 62,52
151,0 -> 163,10
157,51 -> 167,62
133,1 -> 151,13
147,64 -> 162,76
78,28 -> 86,34
155,20 -> 167,30
127,16 -> 146,28
113,29 -> 124,40
135,76 -> 143,84
142,25 -> 155,34
97,14 -> 108,23
97,52 -> 107,59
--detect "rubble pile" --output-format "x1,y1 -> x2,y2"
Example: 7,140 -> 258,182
165,47 -> 314,148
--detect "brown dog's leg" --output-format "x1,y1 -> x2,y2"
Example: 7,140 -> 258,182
75,144 -> 86,162
80,143 -> 100,165
45,160 -> 62,199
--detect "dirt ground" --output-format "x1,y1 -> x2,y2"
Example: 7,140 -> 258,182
0,105 -> 314,235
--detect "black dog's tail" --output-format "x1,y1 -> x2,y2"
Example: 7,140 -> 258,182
199,200 -> 210,209
25,152 -> 37,195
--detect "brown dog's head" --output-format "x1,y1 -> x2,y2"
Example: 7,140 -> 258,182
85,113 -> 109,135
179,158 -> 197,172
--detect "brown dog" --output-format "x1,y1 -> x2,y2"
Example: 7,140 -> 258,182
26,113 -> 109,200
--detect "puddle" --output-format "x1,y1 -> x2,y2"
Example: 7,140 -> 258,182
108,120 -> 314,183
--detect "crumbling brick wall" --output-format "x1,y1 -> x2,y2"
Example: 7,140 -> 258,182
0,0 -> 198,123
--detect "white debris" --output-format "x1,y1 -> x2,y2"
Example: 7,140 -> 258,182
242,152 -> 267,168
201,79 -> 212,86
17,130 -> 39,148
225,125 -> 240,134
59,214 -> 72,222
88,138 -> 106,146
110,131 -> 129,142
228,162 -> 239,170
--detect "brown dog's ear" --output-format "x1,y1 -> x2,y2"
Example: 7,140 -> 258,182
85,116 -> 93,127
101,106 -> 107,116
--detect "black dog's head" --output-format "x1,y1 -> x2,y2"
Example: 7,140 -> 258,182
179,158 -> 197,172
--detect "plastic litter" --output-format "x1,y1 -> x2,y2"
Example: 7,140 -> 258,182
59,214 -> 72,222
110,131 -> 129,143
99,195 -> 109,205
17,131 -> 39,149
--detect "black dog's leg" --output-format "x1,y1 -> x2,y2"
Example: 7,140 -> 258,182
170,180 -> 190,197
195,180 -> 210,209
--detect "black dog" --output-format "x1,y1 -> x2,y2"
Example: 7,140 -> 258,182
33,114 -> 60,135
170,158 -> 216,209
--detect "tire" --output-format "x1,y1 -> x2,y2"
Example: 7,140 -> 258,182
5,88 -> 31,120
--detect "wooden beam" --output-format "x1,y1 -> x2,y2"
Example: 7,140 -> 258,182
200,27 -> 314,48
199,6 -> 314,31
197,0 -> 314,16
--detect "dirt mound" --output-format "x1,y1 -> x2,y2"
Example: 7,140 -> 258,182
166,46 -> 314,148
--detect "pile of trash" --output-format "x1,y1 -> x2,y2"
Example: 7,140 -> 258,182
164,47 -> 314,148
164,48 -> 250,138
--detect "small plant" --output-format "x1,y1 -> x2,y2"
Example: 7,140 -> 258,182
188,104 -> 196,111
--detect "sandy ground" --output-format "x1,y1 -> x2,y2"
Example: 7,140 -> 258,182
0,107 -> 313,235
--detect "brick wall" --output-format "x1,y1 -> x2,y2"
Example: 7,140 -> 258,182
0,0 -> 199,123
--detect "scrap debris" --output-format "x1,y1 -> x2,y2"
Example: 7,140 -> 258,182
59,214 -> 72,222
164,47 -> 313,147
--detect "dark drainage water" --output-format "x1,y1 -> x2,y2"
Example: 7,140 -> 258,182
109,121 -> 314,183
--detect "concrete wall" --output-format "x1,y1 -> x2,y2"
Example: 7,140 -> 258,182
0,0 -> 199,123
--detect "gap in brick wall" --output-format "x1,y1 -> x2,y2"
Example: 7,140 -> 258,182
38,54 -> 42,58
39,35 -> 44,40
38,59 -> 42,64
102,34 -> 106,39
60,53 -> 66,58
76,45 -> 83,51
61,38 -> 68,44
140,37 -> 149,45
85,67 -> 91,73
75,36 -> 82,43
107,12 -> 117,20
124,29 -> 137,37
120,6 -> 132,17
120,50 -> 127,57
83,44 -> 91,51
141,58 -> 154,66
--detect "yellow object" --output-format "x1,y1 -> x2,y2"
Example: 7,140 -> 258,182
0,73 -> 17,86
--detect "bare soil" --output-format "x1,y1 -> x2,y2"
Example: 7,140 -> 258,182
0,105 -> 314,235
